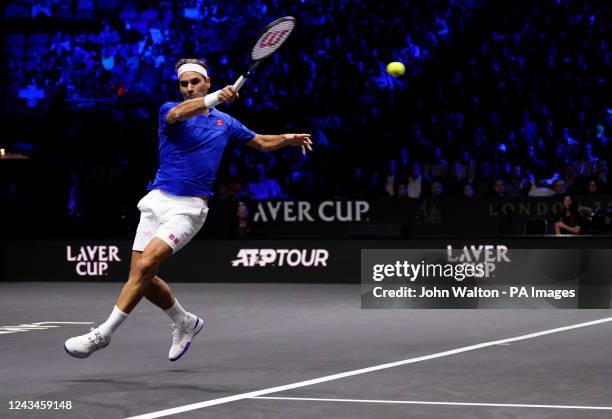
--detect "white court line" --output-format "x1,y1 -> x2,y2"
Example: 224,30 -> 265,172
125,316 -> 612,419
0,322 -> 93,327
253,396 -> 612,411
0,322 -> 94,334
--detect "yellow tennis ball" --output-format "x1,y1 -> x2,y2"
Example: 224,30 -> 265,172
386,61 -> 405,77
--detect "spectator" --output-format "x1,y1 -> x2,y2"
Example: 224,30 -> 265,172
235,201 -> 251,238
459,149 -> 477,183
554,195 -> 582,236
552,179 -> 569,196
595,159 -> 609,193
592,124 -> 611,159
523,144 -> 547,179
561,127 -> 580,157
505,164 -> 529,197
487,178 -> 509,199
384,160 -> 398,197
396,183 -> 408,198
406,162 -> 427,198
397,146 -> 410,174
244,164 -> 283,200
447,160 -> 467,196
518,111 -> 538,144
560,163 -> 578,194
365,171 -> 387,198
463,183 -> 475,199
576,143 -> 598,176
430,180 -> 443,198
426,147 -> 449,179
584,178 -> 601,196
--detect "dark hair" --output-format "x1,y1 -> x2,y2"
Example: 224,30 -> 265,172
560,194 -> 577,213
174,58 -> 209,73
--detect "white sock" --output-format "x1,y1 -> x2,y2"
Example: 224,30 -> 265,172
165,300 -> 190,325
98,306 -> 128,336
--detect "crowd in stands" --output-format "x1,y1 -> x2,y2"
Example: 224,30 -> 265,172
1,0 -> 611,230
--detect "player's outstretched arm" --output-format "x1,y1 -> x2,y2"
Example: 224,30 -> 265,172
166,86 -> 238,124
246,133 -> 313,153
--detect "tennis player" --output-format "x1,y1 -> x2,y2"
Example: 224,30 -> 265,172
64,58 -> 312,361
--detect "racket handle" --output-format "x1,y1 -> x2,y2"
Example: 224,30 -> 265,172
233,75 -> 247,92
204,91 -> 222,108
204,76 -> 247,108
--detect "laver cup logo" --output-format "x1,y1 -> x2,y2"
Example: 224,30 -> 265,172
446,244 -> 511,278
253,201 -> 370,222
231,249 -> 329,267
66,245 -> 121,276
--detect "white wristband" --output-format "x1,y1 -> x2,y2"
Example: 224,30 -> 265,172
204,91 -> 221,108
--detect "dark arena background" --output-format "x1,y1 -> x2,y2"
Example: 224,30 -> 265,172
1,1 -> 611,418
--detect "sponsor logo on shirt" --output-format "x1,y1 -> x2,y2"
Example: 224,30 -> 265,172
216,118 -> 223,126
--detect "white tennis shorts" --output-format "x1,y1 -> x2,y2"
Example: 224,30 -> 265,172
133,189 -> 209,253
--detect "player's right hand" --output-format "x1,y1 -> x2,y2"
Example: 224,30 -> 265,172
218,86 -> 239,104
284,133 -> 313,155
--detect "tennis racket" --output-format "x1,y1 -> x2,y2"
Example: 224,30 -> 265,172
204,16 -> 296,107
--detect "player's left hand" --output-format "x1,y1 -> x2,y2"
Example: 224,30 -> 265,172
219,85 -> 239,104
284,133 -> 313,155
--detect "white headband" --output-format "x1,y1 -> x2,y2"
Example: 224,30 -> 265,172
177,63 -> 208,78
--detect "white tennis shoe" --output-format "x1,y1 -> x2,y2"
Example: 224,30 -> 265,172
64,327 -> 110,359
169,314 -> 204,361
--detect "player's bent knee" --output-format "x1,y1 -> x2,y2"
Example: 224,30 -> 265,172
134,255 -> 162,278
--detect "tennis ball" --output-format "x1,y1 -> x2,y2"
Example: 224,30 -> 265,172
386,61 -> 405,77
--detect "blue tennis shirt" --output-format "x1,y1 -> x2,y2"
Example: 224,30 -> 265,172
150,101 -> 256,197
